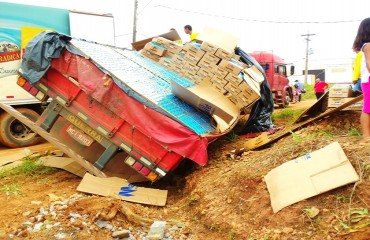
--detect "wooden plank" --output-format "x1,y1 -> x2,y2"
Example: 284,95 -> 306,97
0,102 -> 106,178
294,91 -> 329,123
256,94 -> 364,149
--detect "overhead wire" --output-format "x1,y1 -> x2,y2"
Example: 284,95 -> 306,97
154,5 -> 362,24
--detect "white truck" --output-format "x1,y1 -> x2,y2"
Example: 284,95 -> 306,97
0,2 -> 115,147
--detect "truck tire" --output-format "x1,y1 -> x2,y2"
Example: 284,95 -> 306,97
0,108 -> 42,148
278,95 -> 290,108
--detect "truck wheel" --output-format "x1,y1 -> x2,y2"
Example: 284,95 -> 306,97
0,108 -> 42,148
283,96 -> 290,108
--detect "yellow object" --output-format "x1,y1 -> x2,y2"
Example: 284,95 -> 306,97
353,51 -> 362,82
21,26 -> 52,49
190,32 -> 199,43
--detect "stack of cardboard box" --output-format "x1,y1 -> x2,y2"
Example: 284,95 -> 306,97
328,84 -> 362,110
139,37 -> 262,111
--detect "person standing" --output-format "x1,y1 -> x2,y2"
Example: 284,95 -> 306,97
352,17 -> 370,143
314,77 -> 328,100
352,48 -> 363,96
184,25 -> 198,43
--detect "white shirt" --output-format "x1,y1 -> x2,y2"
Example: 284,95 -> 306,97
361,43 -> 370,83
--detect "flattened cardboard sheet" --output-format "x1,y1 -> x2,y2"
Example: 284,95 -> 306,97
197,26 -> 239,53
77,173 -> 168,206
264,142 -> 359,213
39,156 -> 87,177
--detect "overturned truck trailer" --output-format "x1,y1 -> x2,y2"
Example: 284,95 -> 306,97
11,31 -> 264,182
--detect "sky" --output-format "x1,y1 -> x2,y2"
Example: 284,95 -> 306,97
2,0 -> 370,69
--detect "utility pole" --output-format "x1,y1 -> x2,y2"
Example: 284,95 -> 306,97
132,0 -> 138,42
301,33 -> 316,84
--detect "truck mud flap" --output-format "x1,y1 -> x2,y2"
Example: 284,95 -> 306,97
0,102 -> 106,178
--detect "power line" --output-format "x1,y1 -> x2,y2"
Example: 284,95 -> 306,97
154,5 -> 362,24
138,0 -> 154,15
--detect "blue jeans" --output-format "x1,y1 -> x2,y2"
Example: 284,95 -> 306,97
353,79 -> 362,93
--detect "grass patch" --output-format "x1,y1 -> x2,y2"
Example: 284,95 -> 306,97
301,84 -> 316,101
0,159 -> 57,178
1,184 -> 22,199
272,108 -> 304,122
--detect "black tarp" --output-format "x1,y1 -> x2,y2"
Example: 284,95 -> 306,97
235,47 -> 276,134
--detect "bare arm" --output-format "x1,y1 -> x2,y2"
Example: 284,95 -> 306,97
364,44 -> 370,72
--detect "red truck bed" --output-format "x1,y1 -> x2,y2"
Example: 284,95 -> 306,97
17,32 -> 232,181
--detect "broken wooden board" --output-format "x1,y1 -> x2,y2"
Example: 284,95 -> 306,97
77,173 -> 168,206
294,93 -> 363,124
253,94 -> 365,150
294,91 -> 329,123
0,102 -> 106,178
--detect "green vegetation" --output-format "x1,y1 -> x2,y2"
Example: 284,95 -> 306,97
0,159 -> 57,178
1,184 -> 22,199
301,83 -> 315,101
272,108 -> 304,122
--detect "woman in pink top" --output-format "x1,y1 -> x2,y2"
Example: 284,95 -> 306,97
313,78 -> 328,99
353,17 -> 370,143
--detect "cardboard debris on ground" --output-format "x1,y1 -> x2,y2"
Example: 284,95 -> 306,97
38,156 -> 87,177
264,142 -> 359,213
243,132 -> 270,150
77,173 -> 168,206
0,161 -> 23,171
0,151 -> 28,167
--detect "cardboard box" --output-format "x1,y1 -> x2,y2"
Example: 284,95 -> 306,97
231,53 -> 240,61
218,59 -> 244,75
264,142 -> 359,213
171,55 -> 185,66
328,97 -> 362,110
210,75 -> 228,87
183,70 -> 198,83
183,43 -> 205,57
243,65 -> 265,84
197,53 -> 220,70
211,83 -> 228,94
153,37 -> 182,53
202,52 -> 221,64
197,67 -> 215,80
131,30 -> 181,51
224,82 -> 241,96
140,49 -> 161,62
236,91 -> 260,108
212,66 -> 229,78
143,42 -> 166,56
215,48 -> 232,60
329,84 -> 354,98
201,41 -> 218,54
184,51 -> 204,65
345,100 -> 363,111
183,61 -> 200,74
169,63 -> 184,76
158,57 -> 172,69
225,73 -> 243,85
171,81 -> 239,128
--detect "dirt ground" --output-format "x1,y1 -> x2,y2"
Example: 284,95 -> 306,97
0,100 -> 369,240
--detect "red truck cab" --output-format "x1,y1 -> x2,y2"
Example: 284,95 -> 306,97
249,51 -> 295,107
